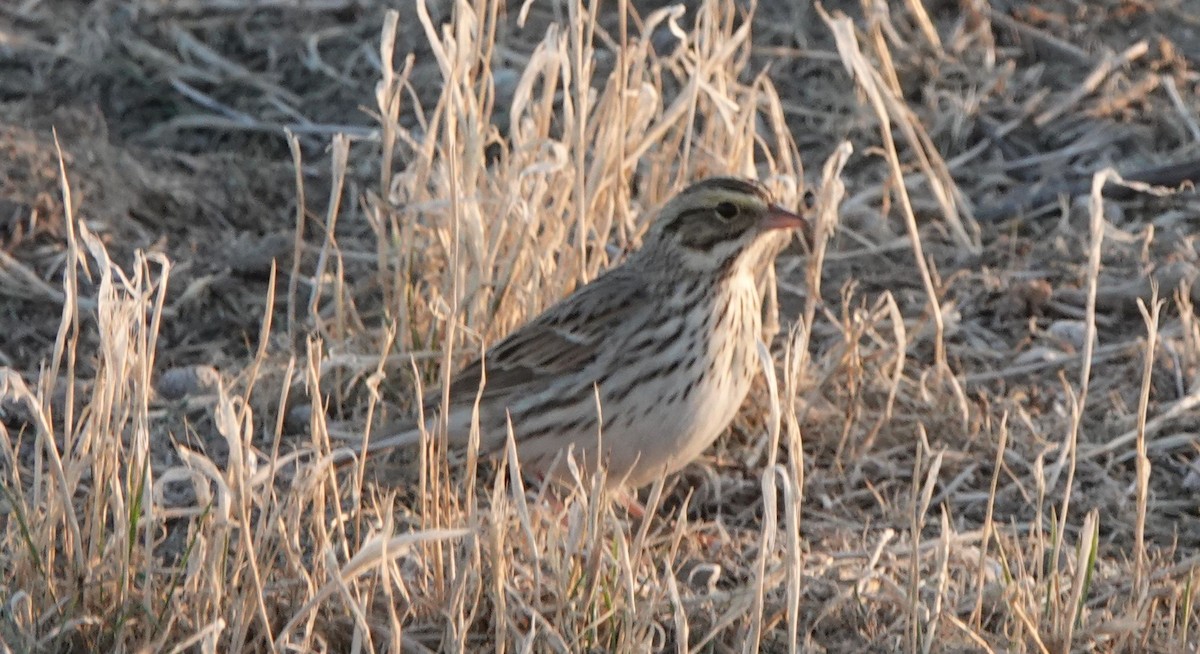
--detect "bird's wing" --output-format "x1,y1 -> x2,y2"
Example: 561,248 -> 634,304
431,267 -> 650,410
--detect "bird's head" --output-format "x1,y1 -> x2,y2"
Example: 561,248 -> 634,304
643,177 -> 808,275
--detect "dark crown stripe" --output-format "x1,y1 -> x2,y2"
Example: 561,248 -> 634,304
685,177 -> 769,200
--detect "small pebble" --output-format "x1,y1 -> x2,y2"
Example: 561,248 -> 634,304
1184,454 -> 1200,492
156,365 -> 220,401
285,402 -> 313,434
1045,320 -> 1088,351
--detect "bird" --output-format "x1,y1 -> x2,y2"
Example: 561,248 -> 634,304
347,177 -> 808,489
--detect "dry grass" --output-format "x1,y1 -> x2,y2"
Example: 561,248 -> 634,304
2,0 -> 1200,652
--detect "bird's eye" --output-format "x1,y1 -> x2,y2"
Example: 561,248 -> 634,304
802,190 -> 817,211
715,201 -> 739,220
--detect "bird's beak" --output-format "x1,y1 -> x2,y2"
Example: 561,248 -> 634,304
760,204 -> 811,247
760,205 -> 805,230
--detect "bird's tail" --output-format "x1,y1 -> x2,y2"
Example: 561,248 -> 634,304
326,420 -> 424,468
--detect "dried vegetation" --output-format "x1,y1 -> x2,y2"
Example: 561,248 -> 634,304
1,0 -> 1199,652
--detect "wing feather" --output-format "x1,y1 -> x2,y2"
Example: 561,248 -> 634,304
426,267 -> 650,413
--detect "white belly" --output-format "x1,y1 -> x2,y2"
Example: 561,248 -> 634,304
604,276 -> 762,487
500,273 -> 764,489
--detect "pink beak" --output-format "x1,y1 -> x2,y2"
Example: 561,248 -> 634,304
759,204 -> 810,246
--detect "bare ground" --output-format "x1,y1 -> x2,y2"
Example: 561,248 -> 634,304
1,0 -> 1199,652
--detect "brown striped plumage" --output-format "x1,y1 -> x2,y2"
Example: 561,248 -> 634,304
361,177 -> 806,488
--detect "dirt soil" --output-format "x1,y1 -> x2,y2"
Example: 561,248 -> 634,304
2,0 -> 1200,651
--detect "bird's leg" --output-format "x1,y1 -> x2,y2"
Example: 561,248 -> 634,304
614,488 -> 646,519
